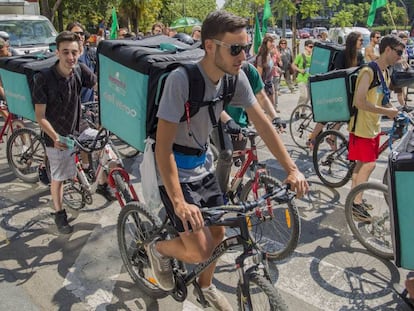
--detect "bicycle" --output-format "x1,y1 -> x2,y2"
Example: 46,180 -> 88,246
225,127 -> 300,260
288,104 -> 344,149
61,127 -> 138,210
117,182 -> 294,310
0,101 -> 25,144
312,111 -> 414,188
344,181 -> 393,260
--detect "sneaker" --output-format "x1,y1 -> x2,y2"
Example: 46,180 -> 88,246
300,113 -> 308,119
195,284 -> 233,311
53,209 -> 73,234
352,203 -> 372,223
402,105 -> 413,112
145,238 -> 175,291
96,183 -> 117,201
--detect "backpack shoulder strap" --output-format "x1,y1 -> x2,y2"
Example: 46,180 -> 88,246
301,53 -> 307,69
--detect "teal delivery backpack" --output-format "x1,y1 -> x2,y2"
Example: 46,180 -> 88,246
97,35 -> 205,152
0,53 -> 57,121
309,41 -> 344,75
388,144 -> 414,270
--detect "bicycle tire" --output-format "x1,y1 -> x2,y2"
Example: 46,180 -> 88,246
239,174 -> 300,261
117,202 -> 168,298
62,179 -> 86,210
6,127 -> 46,183
113,171 -> 133,203
237,272 -> 288,311
312,130 -> 354,188
344,182 -> 394,260
289,104 -> 314,149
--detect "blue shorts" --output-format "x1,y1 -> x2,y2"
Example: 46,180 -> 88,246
159,173 -> 223,233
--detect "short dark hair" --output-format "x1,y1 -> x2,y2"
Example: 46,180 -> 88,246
379,34 -> 405,54
305,39 -> 313,46
66,21 -> 84,32
55,31 -> 81,50
201,10 -> 247,48
370,31 -> 380,39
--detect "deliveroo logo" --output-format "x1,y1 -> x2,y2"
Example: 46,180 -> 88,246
109,71 -> 127,96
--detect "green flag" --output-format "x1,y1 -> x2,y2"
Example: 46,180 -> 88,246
367,0 -> 387,27
261,0 -> 272,36
110,7 -> 118,39
253,13 -> 263,55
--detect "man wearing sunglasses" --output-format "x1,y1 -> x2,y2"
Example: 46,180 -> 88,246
348,35 -> 403,222
147,10 -> 309,309
365,31 -> 381,62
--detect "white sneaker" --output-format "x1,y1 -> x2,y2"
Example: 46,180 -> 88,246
195,284 -> 233,311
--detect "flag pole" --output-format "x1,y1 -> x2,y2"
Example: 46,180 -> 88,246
385,4 -> 396,30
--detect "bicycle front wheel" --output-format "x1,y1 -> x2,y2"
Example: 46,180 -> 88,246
345,182 -> 394,260
312,130 -> 353,188
237,272 -> 288,311
7,127 -> 46,183
289,104 -> 314,148
117,202 -> 167,298
239,175 -> 300,260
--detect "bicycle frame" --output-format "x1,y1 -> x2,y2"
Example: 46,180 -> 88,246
227,130 -> 268,201
166,208 -> 271,308
0,106 -> 17,143
73,141 -> 138,207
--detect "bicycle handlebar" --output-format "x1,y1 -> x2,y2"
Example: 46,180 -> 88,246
70,127 -> 109,153
200,183 -> 294,226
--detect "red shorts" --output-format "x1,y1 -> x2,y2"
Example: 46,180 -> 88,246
348,133 -> 380,162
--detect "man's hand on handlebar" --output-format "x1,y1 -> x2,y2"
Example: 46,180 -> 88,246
283,170 -> 309,199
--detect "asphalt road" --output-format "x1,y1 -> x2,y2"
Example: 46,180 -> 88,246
0,83 -> 413,311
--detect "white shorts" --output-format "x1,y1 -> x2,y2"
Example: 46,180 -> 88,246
45,147 -> 76,181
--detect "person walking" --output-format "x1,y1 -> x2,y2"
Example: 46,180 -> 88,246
278,38 -> 295,93
256,34 -> 276,110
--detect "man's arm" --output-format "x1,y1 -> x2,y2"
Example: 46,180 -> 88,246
155,118 -> 204,233
354,70 -> 398,119
35,104 -> 67,150
246,103 -> 308,197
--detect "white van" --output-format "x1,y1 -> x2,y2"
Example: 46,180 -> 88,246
328,26 -> 371,47
0,15 -> 57,55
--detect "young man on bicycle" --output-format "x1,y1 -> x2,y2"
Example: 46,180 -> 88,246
33,32 -> 113,234
148,10 -> 309,309
348,35 -> 402,222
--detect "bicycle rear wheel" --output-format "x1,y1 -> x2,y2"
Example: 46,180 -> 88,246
345,182 -> 394,260
237,272 -> 288,311
239,175 -> 300,260
289,104 -> 314,148
117,202 -> 168,298
312,130 -> 354,188
7,127 -> 46,183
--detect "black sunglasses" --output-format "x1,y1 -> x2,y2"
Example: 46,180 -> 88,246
213,39 -> 249,56
391,47 -> 404,56
74,31 -> 85,36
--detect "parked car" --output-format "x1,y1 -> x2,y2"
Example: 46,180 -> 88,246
0,15 -> 57,55
313,27 -> 328,39
297,29 -> 310,39
284,28 -> 293,38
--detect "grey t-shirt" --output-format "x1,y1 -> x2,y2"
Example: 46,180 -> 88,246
157,63 -> 256,183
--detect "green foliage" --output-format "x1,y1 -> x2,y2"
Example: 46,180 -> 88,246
330,3 -> 367,27
380,1 -> 409,28
160,0 -> 216,27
